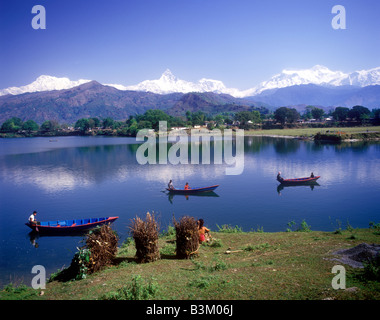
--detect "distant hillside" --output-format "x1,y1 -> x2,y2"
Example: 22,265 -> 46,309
165,92 -> 263,117
0,82 -> 264,124
1,80 -> 379,125
252,84 -> 380,108
0,81 -> 182,124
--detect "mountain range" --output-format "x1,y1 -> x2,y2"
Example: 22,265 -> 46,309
2,65 -> 380,98
1,65 -> 380,124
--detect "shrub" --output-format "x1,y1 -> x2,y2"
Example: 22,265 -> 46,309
102,275 -> 159,300
362,255 -> 380,281
216,224 -> 243,233
286,220 -> 311,232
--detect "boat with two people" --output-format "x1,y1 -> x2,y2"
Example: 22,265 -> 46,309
277,172 -> 320,185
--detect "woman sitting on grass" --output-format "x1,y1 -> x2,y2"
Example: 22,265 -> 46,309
198,219 -> 211,243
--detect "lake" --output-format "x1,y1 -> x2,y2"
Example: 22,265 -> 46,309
0,135 -> 379,288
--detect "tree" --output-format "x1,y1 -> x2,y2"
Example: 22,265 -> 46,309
90,117 -> 101,128
287,108 -> 300,123
332,107 -> 349,121
22,120 -> 39,132
234,110 -> 261,126
40,120 -> 60,132
189,111 -> 206,126
311,107 -> 325,120
1,117 -> 23,132
274,107 -> 300,125
75,118 -> 90,132
303,106 -> 313,120
102,117 -> 115,129
141,109 -> 171,131
347,105 -> 370,120
214,114 -> 225,127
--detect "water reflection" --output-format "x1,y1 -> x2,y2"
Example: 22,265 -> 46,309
1,136 -> 380,193
28,231 -> 40,248
167,191 -> 219,204
28,230 -> 86,247
276,182 -> 320,195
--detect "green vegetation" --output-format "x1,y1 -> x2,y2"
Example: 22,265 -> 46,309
314,130 -> 380,142
274,107 -> 300,125
2,221 -> 379,300
286,220 -> 312,232
2,104 -> 380,139
101,275 -> 159,300
244,126 -> 380,138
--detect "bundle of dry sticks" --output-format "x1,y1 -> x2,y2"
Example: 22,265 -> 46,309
85,224 -> 119,273
173,215 -> 199,259
130,212 -> 160,263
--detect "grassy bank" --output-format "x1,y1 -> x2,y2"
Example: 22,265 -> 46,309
244,126 -> 380,138
2,225 -> 379,300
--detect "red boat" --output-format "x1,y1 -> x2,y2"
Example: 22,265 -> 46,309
279,176 -> 320,185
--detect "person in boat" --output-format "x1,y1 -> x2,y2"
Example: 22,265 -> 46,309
184,182 -> 191,190
277,172 -> 284,182
168,180 -> 174,190
28,211 -> 39,225
198,219 -> 211,243
310,172 -> 315,178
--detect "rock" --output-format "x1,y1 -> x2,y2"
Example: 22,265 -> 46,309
333,243 -> 380,268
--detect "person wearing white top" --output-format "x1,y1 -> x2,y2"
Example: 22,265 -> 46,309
29,211 -> 37,224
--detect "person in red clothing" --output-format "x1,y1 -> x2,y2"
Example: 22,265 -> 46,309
198,219 -> 211,243
184,182 -> 191,190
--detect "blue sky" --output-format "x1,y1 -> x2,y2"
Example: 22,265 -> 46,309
1,0 -> 380,89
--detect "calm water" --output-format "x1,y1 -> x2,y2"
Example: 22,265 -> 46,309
1,136 -> 379,287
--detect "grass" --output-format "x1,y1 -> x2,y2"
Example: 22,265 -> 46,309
2,225 -> 379,300
244,126 -> 380,137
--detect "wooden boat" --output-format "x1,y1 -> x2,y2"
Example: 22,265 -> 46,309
166,185 -> 219,194
279,176 -> 320,184
25,216 -> 118,233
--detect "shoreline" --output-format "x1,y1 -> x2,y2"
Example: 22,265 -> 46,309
2,127 -> 380,142
1,226 -> 379,300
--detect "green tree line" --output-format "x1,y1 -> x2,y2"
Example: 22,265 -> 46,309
1,105 -> 379,136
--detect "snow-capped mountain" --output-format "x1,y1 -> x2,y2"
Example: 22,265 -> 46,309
1,66 -> 380,98
107,69 -> 244,97
249,65 -> 380,95
0,75 -> 91,96
348,67 -> 380,87
107,66 -> 380,97
248,65 -> 349,95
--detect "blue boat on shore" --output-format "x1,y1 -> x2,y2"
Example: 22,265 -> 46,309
25,216 -> 118,234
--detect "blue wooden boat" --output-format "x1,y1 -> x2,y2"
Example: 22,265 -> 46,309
166,185 -> 219,194
25,216 -> 118,234
279,176 -> 320,185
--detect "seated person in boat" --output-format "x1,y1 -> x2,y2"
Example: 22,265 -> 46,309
277,172 -> 284,182
310,172 -> 314,178
184,182 -> 191,190
28,211 -> 39,225
198,219 -> 211,243
168,180 -> 174,190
